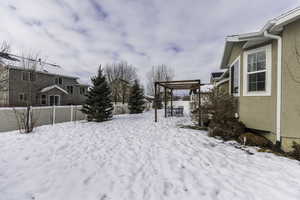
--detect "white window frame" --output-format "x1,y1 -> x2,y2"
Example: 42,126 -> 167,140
229,56 -> 241,97
243,44 -> 272,96
48,95 -> 60,106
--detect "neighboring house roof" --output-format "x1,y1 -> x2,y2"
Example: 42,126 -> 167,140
215,78 -> 229,87
111,78 -> 130,85
210,71 -> 226,83
211,72 -> 224,79
69,83 -> 90,87
6,65 -> 79,79
40,85 -> 69,94
144,95 -> 154,100
220,7 -> 300,69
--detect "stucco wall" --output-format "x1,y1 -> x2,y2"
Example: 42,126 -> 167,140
239,41 -> 278,134
217,81 -> 229,94
224,42 -> 277,138
281,20 -> 300,151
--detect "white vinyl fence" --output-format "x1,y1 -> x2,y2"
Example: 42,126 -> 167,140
0,105 -> 86,133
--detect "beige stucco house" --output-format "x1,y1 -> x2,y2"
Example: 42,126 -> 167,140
220,8 -> 300,151
210,71 -> 230,94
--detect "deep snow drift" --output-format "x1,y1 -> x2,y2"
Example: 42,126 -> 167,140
1,111 -> 300,200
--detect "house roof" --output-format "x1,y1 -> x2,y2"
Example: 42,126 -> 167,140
40,85 -> 69,94
6,65 -> 80,79
220,7 -> 300,69
144,95 -> 154,100
216,78 -> 229,87
211,72 -> 224,79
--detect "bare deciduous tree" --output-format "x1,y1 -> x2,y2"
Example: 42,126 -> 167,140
0,41 -> 11,64
104,61 -> 137,104
146,64 -> 175,96
13,53 -> 40,133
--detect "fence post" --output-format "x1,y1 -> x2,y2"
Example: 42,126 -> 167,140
28,106 -> 32,127
70,105 -> 74,122
74,105 -> 77,122
52,105 -> 56,125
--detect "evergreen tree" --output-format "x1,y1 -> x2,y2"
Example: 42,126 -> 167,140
128,80 -> 145,114
153,95 -> 163,109
82,66 -> 113,122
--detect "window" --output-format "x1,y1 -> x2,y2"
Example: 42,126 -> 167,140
21,71 -> 29,81
22,71 -> 36,81
41,95 -> 46,105
19,93 -> 24,101
49,95 -> 60,106
229,57 -> 240,96
29,72 -> 36,82
67,86 -> 73,94
243,44 -> 272,96
55,77 -> 63,85
19,93 -> 27,102
80,87 -> 86,95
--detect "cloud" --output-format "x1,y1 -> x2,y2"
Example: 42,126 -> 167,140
0,0 -> 299,91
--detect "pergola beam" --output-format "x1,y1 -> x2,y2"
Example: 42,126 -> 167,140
154,79 -> 202,126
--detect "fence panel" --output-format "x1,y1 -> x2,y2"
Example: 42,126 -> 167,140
0,105 -> 86,133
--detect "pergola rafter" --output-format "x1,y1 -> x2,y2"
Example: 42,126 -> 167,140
154,79 -> 203,126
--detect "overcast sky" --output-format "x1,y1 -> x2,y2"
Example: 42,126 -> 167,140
0,0 -> 299,88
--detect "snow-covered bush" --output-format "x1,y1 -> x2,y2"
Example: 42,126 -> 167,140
198,88 -> 246,140
113,103 -> 129,115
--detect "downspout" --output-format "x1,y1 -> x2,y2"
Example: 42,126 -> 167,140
263,30 -> 282,146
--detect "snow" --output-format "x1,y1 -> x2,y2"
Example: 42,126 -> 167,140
40,85 -> 69,94
201,84 -> 214,93
1,111 -> 300,200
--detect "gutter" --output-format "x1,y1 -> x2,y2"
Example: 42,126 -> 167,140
263,30 -> 282,145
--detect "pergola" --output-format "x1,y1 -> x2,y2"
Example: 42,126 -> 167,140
154,79 -> 203,126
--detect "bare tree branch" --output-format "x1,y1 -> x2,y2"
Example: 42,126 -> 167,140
104,61 -> 137,104
146,64 -> 175,95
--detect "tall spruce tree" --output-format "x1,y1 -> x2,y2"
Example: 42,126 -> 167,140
128,80 -> 145,114
82,66 -> 113,122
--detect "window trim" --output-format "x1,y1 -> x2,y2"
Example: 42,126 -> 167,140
19,93 -> 24,102
67,85 -> 74,95
19,93 -> 27,102
48,95 -> 60,106
243,44 -> 272,96
55,77 -> 63,85
41,94 -> 47,105
21,71 -> 28,81
29,71 -> 36,82
229,56 -> 241,97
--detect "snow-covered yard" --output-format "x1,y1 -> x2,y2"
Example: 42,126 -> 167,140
1,111 -> 300,200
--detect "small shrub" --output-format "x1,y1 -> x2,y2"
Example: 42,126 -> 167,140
208,120 -> 245,141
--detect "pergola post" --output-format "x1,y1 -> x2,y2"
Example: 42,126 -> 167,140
164,86 -> 167,118
170,89 -> 173,117
153,79 -> 202,123
154,82 -> 158,122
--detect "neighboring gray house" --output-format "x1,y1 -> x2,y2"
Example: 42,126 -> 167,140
0,64 -> 89,106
